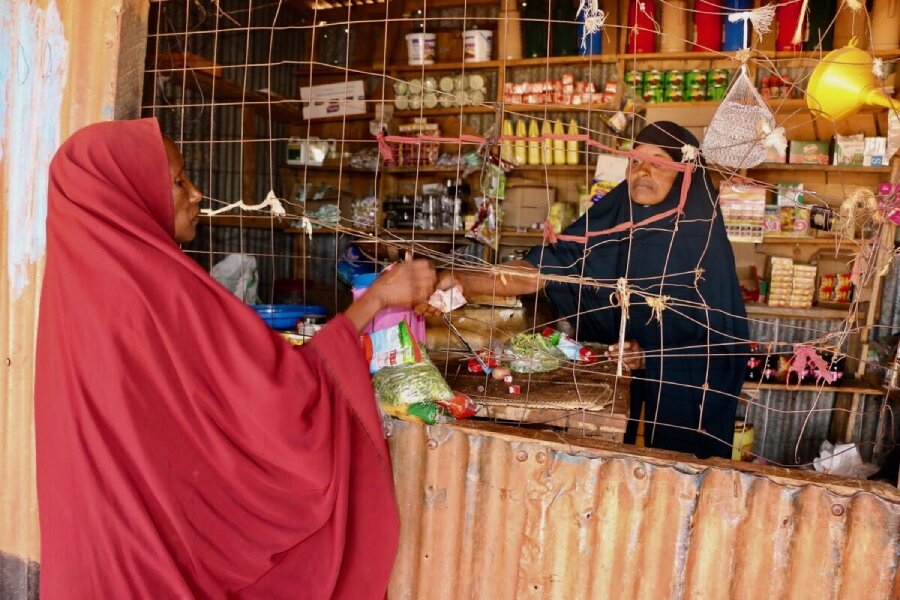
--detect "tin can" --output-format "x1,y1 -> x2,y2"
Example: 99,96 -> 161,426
708,83 -> 726,101
508,385 -> 521,394
686,69 -> 708,89
503,375 -> 514,383
642,85 -> 664,103
665,69 -> 685,88
687,83 -> 706,102
645,69 -> 663,87
625,70 -> 644,88
709,68 -> 729,87
664,84 -> 684,102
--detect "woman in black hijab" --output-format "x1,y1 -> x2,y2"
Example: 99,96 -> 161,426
437,121 -> 749,458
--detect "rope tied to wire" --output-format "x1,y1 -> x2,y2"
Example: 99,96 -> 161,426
646,294 -> 670,324
611,277 -> 631,377
201,189 -> 286,217
727,5 -> 776,43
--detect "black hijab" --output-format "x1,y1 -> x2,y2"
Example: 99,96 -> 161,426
524,121 -> 749,457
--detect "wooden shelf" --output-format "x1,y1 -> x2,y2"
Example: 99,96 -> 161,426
201,215 -> 296,229
387,54 -> 617,72
742,380 -> 884,395
749,163 -> 892,173
745,303 -> 861,320
757,235 -> 872,246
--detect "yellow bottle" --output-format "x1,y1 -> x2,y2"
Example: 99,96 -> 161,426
527,119 -> 541,166
514,119 -> 528,165
541,119 -> 553,165
553,119 -> 566,165
566,118 -> 580,165
501,119 -> 515,164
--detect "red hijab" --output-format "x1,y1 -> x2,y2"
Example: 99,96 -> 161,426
35,118 -> 398,598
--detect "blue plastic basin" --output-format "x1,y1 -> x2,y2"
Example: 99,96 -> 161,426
252,304 -> 328,330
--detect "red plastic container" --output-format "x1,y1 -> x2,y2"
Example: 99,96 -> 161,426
776,1 -> 804,51
626,0 -> 656,53
693,0 -> 722,51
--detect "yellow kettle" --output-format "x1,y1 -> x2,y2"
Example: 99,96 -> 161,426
806,38 -> 900,122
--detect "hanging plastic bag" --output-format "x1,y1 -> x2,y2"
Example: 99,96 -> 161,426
211,254 -> 259,304
373,353 -> 456,406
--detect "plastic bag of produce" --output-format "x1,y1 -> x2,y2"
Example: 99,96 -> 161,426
373,355 -> 456,406
506,333 -> 566,373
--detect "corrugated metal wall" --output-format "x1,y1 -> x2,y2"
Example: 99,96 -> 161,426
0,1 -> 149,598
389,418 -> 900,600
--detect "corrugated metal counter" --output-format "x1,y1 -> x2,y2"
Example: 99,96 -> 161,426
388,419 -> 899,600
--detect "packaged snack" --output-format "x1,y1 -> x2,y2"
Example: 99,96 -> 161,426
436,391 -> 479,419
362,319 -> 422,373
407,402 -> 455,425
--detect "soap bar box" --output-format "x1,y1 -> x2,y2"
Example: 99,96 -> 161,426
788,140 -> 829,165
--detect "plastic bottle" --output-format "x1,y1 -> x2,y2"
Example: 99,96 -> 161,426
553,120 -> 567,165
565,118 -> 580,165
576,1 -> 603,55
626,0 -> 656,53
693,0 -> 722,52
775,1 -> 804,52
521,0 -> 549,58
528,119 -> 541,165
497,3 -> 524,60
541,119 -> 553,165
722,0 -> 752,51
501,119 -> 515,163
803,0 -> 836,51
659,0 -> 688,52
552,0 -> 579,56
514,119 -> 528,165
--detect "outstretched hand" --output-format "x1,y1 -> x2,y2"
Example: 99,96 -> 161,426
369,259 -> 436,310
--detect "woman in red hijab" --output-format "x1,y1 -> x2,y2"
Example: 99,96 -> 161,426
35,118 -> 433,598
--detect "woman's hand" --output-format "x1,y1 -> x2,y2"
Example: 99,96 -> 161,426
608,340 -> 645,371
344,260 -> 436,333
369,260 -> 436,309
414,270 -> 459,316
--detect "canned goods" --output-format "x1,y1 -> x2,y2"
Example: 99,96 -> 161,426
407,78 -> 423,95
686,69 -> 707,89
503,375 -> 514,383
423,92 -> 438,109
645,69 -> 663,87
439,76 -> 454,92
625,70 -> 644,88
508,384 -> 521,395
642,85 -> 664,103
708,84 -> 726,101
665,69 -> 685,88
708,68 -> 729,87
664,85 -> 684,102
687,83 -> 706,102
468,73 -> 485,90
394,95 -> 409,110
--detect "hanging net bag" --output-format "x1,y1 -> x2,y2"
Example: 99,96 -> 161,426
700,65 -> 775,169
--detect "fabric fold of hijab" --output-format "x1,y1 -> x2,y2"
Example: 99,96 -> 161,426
35,118 -> 398,598
525,121 -> 749,457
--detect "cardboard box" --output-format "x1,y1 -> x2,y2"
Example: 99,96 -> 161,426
833,133 -> 865,166
863,136 -> 887,167
775,182 -> 804,207
300,80 -> 367,119
788,140 -> 830,165
718,182 -> 767,243
502,185 -> 556,230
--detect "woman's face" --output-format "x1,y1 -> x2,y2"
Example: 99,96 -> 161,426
627,143 -> 679,206
163,137 -> 203,243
